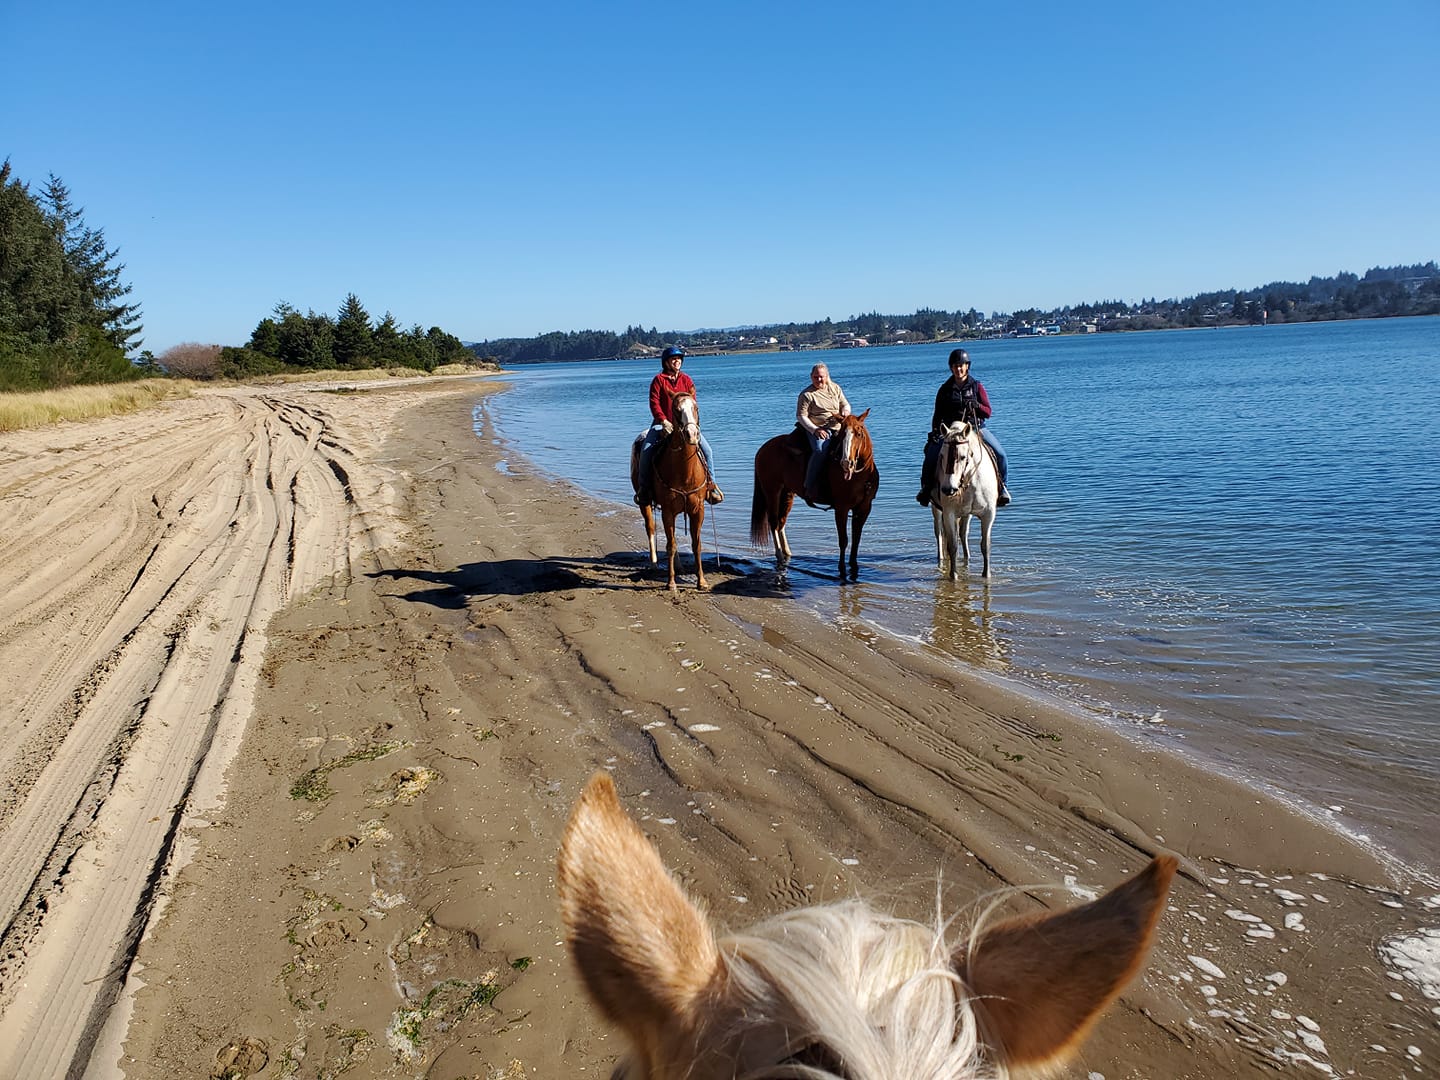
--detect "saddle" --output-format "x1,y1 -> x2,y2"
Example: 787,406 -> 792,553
789,424 -> 839,504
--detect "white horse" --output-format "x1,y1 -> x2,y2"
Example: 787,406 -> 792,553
928,421 -> 998,580
559,772 -> 1175,1080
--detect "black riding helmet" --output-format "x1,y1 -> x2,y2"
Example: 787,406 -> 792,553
948,348 -> 971,368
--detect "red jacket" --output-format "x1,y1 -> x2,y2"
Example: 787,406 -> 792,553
649,371 -> 696,424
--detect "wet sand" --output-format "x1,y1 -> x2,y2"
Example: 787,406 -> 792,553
1,378 -> 1435,1079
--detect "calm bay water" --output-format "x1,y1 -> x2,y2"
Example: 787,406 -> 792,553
483,317 -> 1440,871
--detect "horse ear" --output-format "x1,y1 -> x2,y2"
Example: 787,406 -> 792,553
558,773 -> 721,1039
955,855 -> 1176,1069
857,408 -> 870,422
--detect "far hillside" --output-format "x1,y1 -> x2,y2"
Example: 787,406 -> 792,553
470,261 -> 1440,364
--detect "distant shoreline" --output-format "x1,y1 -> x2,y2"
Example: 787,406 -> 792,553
496,310 -> 1436,364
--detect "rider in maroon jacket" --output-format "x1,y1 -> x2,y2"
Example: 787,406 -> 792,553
635,346 -> 722,506
917,348 -> 1011,507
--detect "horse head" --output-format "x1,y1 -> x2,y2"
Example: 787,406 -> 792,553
671,393 -> 701,446
559,772 -> 1175,1080
937,420 -> 982,498
836,408 -> 872,481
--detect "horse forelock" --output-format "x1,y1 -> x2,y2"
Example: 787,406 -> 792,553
705,903 -> 993,1080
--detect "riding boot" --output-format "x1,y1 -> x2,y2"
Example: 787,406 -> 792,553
997,484 -> 1012,507
916,487 -> 931,506
635,487 -> 651,508
705,482 -> 724,505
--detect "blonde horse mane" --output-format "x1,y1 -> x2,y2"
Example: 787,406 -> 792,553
718,902 -> 991,1079
558,773 -> 1176,1080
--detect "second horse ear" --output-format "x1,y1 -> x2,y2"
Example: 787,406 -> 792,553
955,856 -> 1176,1069
856,408 -> 871,422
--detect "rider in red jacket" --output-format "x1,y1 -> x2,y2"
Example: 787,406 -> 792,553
636,347 -> 722,506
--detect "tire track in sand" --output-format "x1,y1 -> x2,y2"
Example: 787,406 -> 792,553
0,384 -> 416,1079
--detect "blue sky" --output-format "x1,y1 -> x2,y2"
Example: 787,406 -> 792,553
7,1 -> 1438,353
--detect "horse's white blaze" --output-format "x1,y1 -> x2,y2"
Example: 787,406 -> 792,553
839,427 -> 856,479
674,396 -> 701,444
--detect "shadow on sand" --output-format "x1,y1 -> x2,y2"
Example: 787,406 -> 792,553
369,551 -> 792,608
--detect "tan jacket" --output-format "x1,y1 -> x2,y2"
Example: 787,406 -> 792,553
796,382 -> 851,433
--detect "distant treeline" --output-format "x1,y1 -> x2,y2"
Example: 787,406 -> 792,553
470,261 -> 1440,364
0,160 -> 144,391
215,295 -> 475,379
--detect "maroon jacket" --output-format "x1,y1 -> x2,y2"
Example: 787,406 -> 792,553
650,371 -> 696,425
930,375 -> 992,430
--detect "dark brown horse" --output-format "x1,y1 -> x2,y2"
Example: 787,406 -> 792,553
750,409 -> 879,581
632,393 -> 709,591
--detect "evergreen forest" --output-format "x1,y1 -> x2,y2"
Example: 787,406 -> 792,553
0,160 -> 143,391
217,296 -> 474,379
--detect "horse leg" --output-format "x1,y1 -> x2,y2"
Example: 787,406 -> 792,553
959,511 -> 972,566
663,510 -> 679,592
834,507 -> 849,581
848,502 -> 871,581
689,508 -> 708,591
980,508 -> 994,579
933,504 -> 945,569
770,490 -> 791,565
642,504 -> 658,566
945,510 -> 961,582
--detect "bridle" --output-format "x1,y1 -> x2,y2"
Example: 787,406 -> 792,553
939,424 -> 982,495
836,419 -> 873,482
653,395 -> 708,499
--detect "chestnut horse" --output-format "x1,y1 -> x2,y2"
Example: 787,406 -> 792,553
632,393 -> 709,592
559,772 -> 1177,1080
751,410 -> 879,582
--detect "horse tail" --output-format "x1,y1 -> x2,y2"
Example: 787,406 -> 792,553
750,473 -> 771,547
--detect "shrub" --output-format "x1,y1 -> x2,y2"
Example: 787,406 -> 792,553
157,342 -> 223,379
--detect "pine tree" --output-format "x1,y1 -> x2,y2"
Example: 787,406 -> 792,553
332,293 -> 373,368
40,174 -> 143,353
0,160 -> 79,351
372,311 -> 403,362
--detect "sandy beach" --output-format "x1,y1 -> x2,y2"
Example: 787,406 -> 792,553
0,377 -> 1435,1079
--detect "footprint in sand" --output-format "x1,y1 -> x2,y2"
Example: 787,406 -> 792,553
305,914 -> 368,950
211,1036 -> 268,1078
369,766 -> 440,807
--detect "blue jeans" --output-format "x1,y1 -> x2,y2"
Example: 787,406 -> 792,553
804,428 -> 832,495
920,425 -> 1008,490
637,425 -> 715,493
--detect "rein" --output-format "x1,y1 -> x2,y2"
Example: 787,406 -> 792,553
941,431 -> 983,494
653,441 -> 708,499
837,427 -> 874,479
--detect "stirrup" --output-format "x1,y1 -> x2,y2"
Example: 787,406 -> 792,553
705,484 -> 724,505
